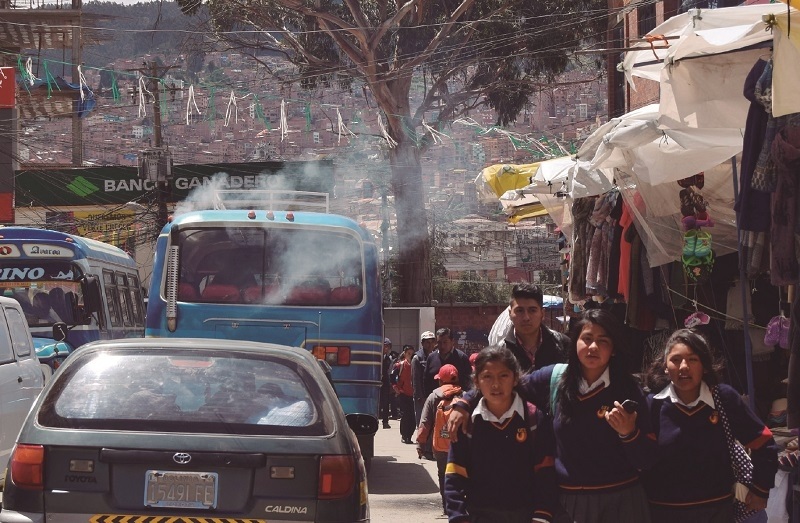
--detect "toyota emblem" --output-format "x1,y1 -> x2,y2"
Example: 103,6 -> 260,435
173,452 -> 192,465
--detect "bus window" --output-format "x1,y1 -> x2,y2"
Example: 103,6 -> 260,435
116,273 -> 133,327
128,275 -> 144,326
103,270 -> 123,328
177,227 -> 364,306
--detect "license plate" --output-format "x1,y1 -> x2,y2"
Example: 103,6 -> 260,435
144,470 -> 218,509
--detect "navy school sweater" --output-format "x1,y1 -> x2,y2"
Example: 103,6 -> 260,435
443,400 -> 557,522
455,364 -> 657,493
643,383 -> 778,507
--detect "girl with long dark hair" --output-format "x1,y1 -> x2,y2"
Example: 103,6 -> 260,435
642,329 -> 778,523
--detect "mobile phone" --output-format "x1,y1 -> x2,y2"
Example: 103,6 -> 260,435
621,399 -> 639,413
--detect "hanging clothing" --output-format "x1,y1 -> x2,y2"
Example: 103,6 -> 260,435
737,59 -> 774,279
751,59 -> 779,193
787,288 -> 800,429
769,123 -> 800,286
606,194 -> 625,300
617,202 -> 635,302
569,197 -> 597,304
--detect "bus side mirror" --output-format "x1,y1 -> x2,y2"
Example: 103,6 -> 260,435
52,322 -> 68,342
80,275 -> 103,320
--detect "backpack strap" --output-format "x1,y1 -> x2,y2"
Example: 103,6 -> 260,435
549,363 -> 568,415
525,401 -> 539,433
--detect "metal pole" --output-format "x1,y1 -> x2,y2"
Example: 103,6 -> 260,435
381,188 -> 391,306
149,63 -> 169,230
730,156 -> 756,411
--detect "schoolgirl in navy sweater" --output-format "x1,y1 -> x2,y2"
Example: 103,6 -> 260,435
642,329 -> 778,523
449,309 -> 657,523
443,346 -> 557,523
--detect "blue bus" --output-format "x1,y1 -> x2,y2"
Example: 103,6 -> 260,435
145,200 -> 383,461
0,227 -> 145,377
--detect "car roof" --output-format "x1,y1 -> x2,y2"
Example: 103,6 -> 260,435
79,338 -> 318,364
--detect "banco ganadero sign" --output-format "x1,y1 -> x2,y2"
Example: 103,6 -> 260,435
16,160 -> 334,207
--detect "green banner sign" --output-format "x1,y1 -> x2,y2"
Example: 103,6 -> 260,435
15,160 -> 335,207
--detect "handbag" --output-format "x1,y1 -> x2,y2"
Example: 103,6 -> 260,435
711,385 -> 760,523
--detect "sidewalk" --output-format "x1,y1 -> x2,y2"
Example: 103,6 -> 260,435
367,420 -> 448,522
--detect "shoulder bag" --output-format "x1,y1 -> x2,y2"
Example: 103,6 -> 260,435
711,385 -> 760,523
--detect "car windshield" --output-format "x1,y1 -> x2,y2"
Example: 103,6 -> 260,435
39,350 -> 332,436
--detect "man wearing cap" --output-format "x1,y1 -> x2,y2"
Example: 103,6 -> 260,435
412,331 -> 437,424
424,328 -> 472,398
380,338 -> 393,429
500,283 -> 569,374
412,330 -> 437,459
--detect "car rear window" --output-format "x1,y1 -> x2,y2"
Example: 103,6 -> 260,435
38,350 -> 333,436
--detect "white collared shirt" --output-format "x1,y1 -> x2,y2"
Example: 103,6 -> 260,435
472,392 -> 525,423
578,367 -> 610,394
653,381 -> 715,409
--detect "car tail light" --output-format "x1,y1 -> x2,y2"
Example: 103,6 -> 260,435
312,346 -> 351,366
10,444 -> 44,490
318,455 -> 354,499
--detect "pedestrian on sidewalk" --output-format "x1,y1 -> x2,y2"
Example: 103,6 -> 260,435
416,364 -> 464,516
413,330 -> 437,458
393,344 -> 416,444
443,347 -> 557,522
380,338 -> 393,429
642,329 -> 778,523
448,309 -> 657,523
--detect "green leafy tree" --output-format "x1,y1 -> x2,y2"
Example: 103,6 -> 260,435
176,0 -> 607,303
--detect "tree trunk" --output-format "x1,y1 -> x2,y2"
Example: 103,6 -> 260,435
389,137 -> 431,305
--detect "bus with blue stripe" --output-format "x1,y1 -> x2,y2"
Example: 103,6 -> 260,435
0,227 -> 145,377
144,195 -> 383,462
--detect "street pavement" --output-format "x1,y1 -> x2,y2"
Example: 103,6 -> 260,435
367,421 -> 448,522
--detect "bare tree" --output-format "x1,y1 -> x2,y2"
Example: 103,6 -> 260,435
176,0 -> 608,303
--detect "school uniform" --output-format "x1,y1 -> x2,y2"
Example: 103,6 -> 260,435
457,364 -> 657,523
443,393 -> 557,523
643,382 -> 778,523
531,365 -> 655,523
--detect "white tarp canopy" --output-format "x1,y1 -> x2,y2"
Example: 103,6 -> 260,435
621,3 -> 800,124
546,103 -> 743,268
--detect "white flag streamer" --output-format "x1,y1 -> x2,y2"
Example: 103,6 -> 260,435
77,65 -> 89,102
138,75 -> 152,118
378,112 -> 398,148
422,118 -> 449,145
25,57 -> 40,86
185,85 -> 201,124
278,100 -> 289,141
336,107 -> 355,144
224,90 -> 238,127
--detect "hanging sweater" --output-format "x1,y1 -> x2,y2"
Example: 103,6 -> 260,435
770,122 -> 800,286
643,384 -> 778,507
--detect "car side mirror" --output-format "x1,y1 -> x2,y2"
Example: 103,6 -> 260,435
52,322 -> 68,342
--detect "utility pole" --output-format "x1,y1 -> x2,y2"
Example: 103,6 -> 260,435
130,61 -> 177,236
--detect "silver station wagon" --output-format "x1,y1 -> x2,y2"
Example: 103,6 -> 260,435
0,338 -> 369,523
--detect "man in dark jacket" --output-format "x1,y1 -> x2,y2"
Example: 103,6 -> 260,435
412,330 -> 437,460
500,283 -> 569,373
424,328 -> 472,397
412,330 -> 437,425
380,338 -> 393,429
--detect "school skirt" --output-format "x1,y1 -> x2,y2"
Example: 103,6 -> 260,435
557,483 -> 651,523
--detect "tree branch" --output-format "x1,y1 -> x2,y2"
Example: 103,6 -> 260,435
368,0 -> 418,49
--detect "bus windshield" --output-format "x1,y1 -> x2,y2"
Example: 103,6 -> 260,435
0,261 -> 84,327
176,226 -> 364,306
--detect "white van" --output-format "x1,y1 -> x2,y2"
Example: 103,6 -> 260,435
0,296 -> 45,496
